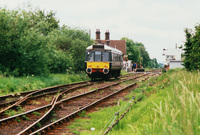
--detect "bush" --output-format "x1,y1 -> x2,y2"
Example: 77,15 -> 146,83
0,7 -> 92,76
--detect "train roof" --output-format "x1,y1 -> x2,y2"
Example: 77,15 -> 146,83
86,44 -> 122,54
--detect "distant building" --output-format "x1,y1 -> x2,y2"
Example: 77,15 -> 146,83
94,29 -> 132,72
163,45 -> 184,70
94,29 -> 126,55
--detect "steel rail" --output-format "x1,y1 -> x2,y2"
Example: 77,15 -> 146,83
0,81 -> 90,106
103,96 -> 143,135
0,75 -> 140,123
17,74 -> 147,135
0,73 -> 135,103
0,82 -> 94,122
0,73 -> 147,123
0,81 -> 92,114
0,73 -> 135,108
30,82 -> 137,135
0,73 -> 146,135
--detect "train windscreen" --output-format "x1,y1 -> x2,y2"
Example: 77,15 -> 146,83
86,51 -> 110,62
95,52 -> 101,61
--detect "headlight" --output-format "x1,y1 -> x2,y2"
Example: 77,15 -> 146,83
103,68 -> 109,74
86,68 -> 92,74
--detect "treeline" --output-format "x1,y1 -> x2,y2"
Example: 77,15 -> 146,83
183,25 -> 200,70
121,37 -> 159,68
0,6 -> 158,77
0,7 -> 92,76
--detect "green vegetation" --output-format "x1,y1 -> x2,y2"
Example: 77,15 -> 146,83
182,26 -> 200,70
0,6 -> 92,76
4,106 -> 25,116
67,69 -> 200,135
15,117 -> 21,123
33,111 -> 41,116
37,122 -> 42,128
0,5 -> 158,77
22,115 -> 30,120
0,73 -> 88,96
78,110 -> 86,117
121,37 -> 159,68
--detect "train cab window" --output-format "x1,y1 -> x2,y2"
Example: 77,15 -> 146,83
86,52 -> 94,61
95,51 -> 101,61
86,51 -> 94,61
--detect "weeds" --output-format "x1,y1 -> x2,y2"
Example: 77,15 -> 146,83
4,106 -> 25,116
22,115 -> 30,120
0,73 -> 89,96
4,109 -> 17,116
44,96 -> 52,102
15,117 -> 21,123
51,111 -> 57,117
37,122 -> 41,128
33,111 -> 41,116
78,110 -> 86,117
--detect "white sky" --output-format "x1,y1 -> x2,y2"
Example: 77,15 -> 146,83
1,0 -> 200,63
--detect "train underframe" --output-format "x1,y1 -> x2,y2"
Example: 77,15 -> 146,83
87,69 -> 121,81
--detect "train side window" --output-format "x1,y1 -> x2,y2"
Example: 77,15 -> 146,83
102,52 -> 109,62
113,54 -> 116,61
112,53 -> 114,61
117,54 -> 119,61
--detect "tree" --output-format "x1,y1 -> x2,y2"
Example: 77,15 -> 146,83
0,7 -> 59,76
48,26 -> 92,72
135,43 -> 150,67
183,25 -> 200,70
121,37 -> 140,64
121,37 -> 152,68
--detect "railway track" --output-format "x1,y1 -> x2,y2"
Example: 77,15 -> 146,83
0,73 -> 156,135
0,73 -> 135,112
0,81 -> 95,119
0,81 -> 92,109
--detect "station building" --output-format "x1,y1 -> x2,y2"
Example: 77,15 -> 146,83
163,45 -> 184,70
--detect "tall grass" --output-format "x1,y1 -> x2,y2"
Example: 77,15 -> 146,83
0,73 -> 89,96
66,69 -> 200,135
143,70 -> 200,134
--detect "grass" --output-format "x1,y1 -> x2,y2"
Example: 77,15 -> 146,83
33,111 -> 41,116
4,106 -> 25,116
0,72 -> 89,96
66,68 -> 200,135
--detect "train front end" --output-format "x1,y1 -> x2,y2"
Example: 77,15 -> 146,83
85,44 -> 111,79
85,44 -> 123,80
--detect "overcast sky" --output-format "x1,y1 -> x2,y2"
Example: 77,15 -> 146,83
1,0 -> 200,62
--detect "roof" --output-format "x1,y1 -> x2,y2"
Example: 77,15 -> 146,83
86,44 -> 122,54
95,40 -> 126,55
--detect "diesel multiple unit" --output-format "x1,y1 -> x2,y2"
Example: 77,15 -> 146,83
85,44 -> 123,80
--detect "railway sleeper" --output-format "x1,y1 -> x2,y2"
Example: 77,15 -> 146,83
16,77 -> 142,134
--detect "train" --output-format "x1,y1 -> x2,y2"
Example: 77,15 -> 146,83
85,44 -> 123,80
